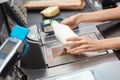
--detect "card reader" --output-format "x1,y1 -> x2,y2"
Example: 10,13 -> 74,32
0,37 -> 24,77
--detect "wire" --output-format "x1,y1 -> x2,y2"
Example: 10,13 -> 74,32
13,65 -> 27,80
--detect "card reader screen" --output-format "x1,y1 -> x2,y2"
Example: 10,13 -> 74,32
0,40 -> 17,65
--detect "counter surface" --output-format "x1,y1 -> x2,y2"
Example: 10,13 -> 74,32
24,0 -> 120,80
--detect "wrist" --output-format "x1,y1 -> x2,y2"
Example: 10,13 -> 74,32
98,40 -> 109,50
99,38 -> 120,50
75,13 -> 84,24
75,13 -> 90,23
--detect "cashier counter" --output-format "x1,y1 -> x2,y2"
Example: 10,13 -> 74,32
21,0 -> 120,80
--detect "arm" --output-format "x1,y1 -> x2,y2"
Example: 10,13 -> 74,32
77,6 -> 120,23
64,36 -> 120,54
101,37 -> 120,50
61,6 -> 120,29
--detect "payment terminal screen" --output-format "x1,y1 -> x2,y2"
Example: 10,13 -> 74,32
0,40 -> 16,65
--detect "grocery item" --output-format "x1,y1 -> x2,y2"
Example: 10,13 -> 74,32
40,6 -> 60,18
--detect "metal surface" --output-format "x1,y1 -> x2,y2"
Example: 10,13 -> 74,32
86,0 -> 102,10
25,23 -> 120,80
42,70 -> 95,80
41,26 -> 108,67
40,61 -> 120,80
24,53 -> 119,80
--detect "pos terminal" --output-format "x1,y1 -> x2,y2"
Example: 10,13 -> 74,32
0,25 -> 29,78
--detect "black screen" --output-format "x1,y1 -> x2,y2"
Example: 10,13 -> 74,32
0,41 -> 16,58
96,20 -> 120,38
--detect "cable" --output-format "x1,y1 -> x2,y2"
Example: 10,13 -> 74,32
13,64 -> 27,80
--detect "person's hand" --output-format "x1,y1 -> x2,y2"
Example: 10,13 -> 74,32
64,36 -> 104,54
61,14 -> 80,29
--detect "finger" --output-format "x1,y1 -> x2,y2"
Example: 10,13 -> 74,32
66,36 -> 87,41
65,37 -> 88,46
67,49 -> 83,54
66,37 -> 82,41
61,21 -> 67,24
64,40 -> 86,48
68,49 -> 86,54
72,48 -> 98,53
68,46 -> 100,54
68,45 -> 89,54
61,18 -> 70,24
64,41 -> 80,46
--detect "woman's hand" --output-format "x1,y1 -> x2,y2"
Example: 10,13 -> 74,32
64,36 -> 104,54
61,14 -> 81,29
65,36 -> 120,54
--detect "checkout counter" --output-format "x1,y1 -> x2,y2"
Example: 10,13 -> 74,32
21,0 -> 120,80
